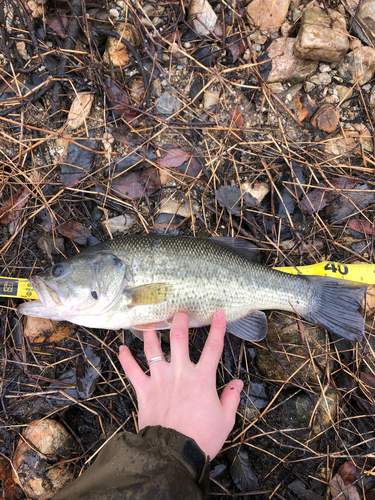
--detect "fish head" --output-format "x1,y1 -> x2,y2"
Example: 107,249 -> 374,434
18,251 -> 128,321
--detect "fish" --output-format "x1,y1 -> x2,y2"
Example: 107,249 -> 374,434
18,234 -> 367,342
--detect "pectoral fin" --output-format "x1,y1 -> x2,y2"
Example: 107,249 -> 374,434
124,283 -> 172,306
227,311 -> 268,342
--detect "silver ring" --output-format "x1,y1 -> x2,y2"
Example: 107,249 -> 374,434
148,355 -> 164,365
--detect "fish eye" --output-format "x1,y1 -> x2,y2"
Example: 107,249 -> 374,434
91,291 -> 98,300
51,264 -> 64,277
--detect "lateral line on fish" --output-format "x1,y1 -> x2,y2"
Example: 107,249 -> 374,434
1,261 -> 374,300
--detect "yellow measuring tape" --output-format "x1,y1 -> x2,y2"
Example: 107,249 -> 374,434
275,261 -> 375,284
0,261 -> 374,300
0,277 -> 39,299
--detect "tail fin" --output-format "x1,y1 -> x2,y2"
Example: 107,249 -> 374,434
303,276 -> 366,342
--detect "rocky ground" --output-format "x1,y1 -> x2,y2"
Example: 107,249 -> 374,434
1,0 -> 375,498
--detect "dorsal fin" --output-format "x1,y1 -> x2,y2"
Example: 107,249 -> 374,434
209,237 -> 259,262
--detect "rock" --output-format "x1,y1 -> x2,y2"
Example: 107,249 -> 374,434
103,24 -> 140,66
129,78 -> 145,103
249,31 -> 268,44
66,93 -> 93,130
318,72 -> 332,85
310,104 -> 339,133
155,91 -> 181,115
336,84 -> 353,108
351,0 -> 375,45
241,180 -> 270,203
13,419 -> 75,499
159,199 -> 196,217
324,94 -> 340,104
304,81 -> 315,92
24,317 -> 73,343
268,82 -> 285,93
151,79 -> 162,98
324,123 -> 373,157
319,62 -> 331,72
265,38 -> 318,83
246,0 -> 291,33
203,90 -> 220,109
281,389 -> 338,437
188,0 -> 217,36
256,314 -> 336,385
338,42 -> 375,85
293,6 -> 349,63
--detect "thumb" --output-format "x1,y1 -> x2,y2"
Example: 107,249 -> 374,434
220,379 -> 243,420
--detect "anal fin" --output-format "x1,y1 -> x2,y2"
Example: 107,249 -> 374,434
227,311 -> 268,342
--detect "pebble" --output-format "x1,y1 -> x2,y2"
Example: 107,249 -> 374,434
109,8 -> 119,18
188,0 -> 217,36
338,42 -> 375,85
304,81 -> 315,92
151,80 -> 162,98
155,91 -> 181,115
246,0 -> 291,32
324,94 -> 340,104
336,84 -> 353,108
310,104 -> 339,133
319,72 -> 332,85
293,6 -> 349,63
319,62 -> 331,73
266,38 -> 318,83
203,90 -> 220,109
103,24 -> 140,67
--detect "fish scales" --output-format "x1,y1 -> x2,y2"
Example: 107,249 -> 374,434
96,235 -> 313,324
18,235 -> 367,342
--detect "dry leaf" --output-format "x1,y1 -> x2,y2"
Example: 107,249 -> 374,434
24,317 -> 73,343
229,107 -> 243,141
105,77 -> 139,124
66,93 -> 94,130
348,218 -> 374,236
60,133 -> 97,187
47,13 -> 68,38
57,220 -> 92,245
0,457 -> 19,500
228,34 -> 246,63
111,167 -> 160,200
329,462 -> 360,500
299,178 -> 356,215
0,188 -> 29,225
296,94 -> 317,121
157,148 -> 192,168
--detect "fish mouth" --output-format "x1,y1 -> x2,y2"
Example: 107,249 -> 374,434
28,276 -> 65,309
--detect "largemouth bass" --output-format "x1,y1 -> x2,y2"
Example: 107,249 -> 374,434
18,235 -> 366,342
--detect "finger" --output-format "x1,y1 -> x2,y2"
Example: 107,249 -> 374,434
220,379 -> 243,423
170,312 -> 190,365
199,311 -> 226,373
118,345 -> 148,390
143,330 -> 165,370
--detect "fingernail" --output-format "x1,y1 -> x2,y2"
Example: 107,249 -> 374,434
119,345 -> 126,353
216,310 -> 225,320
233,380 -> 243,393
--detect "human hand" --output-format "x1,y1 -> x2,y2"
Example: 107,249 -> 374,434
118,311 -> 243,459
